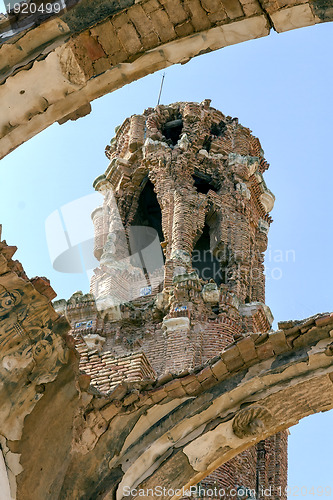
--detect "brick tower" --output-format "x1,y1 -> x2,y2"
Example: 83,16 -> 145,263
55,100 -> 287,498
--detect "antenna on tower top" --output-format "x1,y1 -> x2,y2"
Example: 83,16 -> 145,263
157,72 -> 165,106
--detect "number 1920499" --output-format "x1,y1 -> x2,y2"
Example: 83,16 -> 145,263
6,2 -> 61,14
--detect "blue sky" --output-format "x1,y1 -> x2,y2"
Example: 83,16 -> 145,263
0,22 -> 332,496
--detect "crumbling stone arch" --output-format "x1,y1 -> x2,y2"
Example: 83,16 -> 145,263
1,0 -> 333,159
55,312 -> 333,499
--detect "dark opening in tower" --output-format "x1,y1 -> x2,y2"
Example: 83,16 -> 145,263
132,179 -> 163,239
162,119 -> 183,146
211,120 -> 226,137
129,179 -> 164,274
193,174 -> 217,194
192,223 -> 224,285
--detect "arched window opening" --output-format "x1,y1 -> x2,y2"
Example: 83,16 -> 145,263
192,223 -> 224,285
130,180 -> 164,274
193,174 -> 217,194
162,118 -> 183,146
211,120 -> 226,137
133,179 -> 163,240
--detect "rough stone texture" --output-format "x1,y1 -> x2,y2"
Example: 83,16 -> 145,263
0,226 -> 80,499
1,0 -> 333,159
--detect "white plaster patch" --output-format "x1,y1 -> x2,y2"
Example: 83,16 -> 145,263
163,317 -> 190,332
202,288 -> 220,303
2,354 -> 32,372
199,149 -> 209,157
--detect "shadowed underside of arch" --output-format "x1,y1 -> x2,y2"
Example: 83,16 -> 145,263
0,0 -> 333,159
0,235 -> 332,499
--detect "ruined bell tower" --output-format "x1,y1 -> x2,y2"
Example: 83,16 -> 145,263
91,99 -> 275,371
57,100 -> 287,498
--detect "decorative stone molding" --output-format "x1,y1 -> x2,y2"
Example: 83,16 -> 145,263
260,189 -> 275,213
232,406 -> 273,439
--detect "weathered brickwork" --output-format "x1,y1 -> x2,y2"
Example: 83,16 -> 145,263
55,100 -> 276,373
1,219 -> 333,497
52,100 -> 292,498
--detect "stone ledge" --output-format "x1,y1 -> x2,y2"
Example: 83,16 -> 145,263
82,311 -> 333,412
